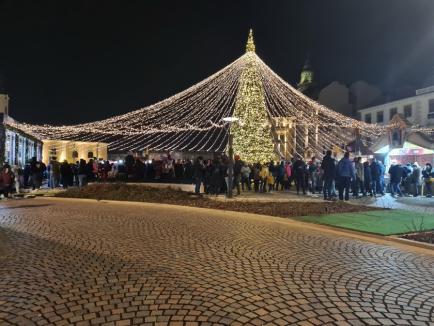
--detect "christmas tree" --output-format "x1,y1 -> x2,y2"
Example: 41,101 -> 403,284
231,30 -> 276,163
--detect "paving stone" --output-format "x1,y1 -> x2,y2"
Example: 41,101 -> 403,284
0,198 -> 433,325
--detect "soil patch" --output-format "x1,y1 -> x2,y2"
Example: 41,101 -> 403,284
401,231 -> 434,244
55,183 -> 381,218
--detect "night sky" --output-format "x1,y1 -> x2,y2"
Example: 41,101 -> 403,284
1,0 -> 434,125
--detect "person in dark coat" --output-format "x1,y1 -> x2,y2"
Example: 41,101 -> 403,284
184,160 -> 194,183
0,164 -> 15,198
23,162 -> 31,188
292,156 -> 306,195
174,160 -> 184,182
60,160 -> 73,189
410,163 -> 421,197
233,156 -> 243,195
78,159 -> 88,187
363,161 -> 373,196
370,158 -> 384,196
422,163 -> 434,197
388,163 -> 404,197
86,159 -> 95,182
30,157 -> 45,190
193,157 -> 205,194
209,158 -> 226,196
320,150 -> 336,200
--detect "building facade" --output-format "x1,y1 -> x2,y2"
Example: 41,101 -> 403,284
0,91 -> 43,166
358,87 -> 434,127
1,90 -> 108,167
359,87 -> 434,166
0,115 -> 43,167
42,140 -> 108,165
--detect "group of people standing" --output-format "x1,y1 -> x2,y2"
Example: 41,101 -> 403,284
0,157 -> 47,198
47,158 -> 112,188
192,152 -> 434,200
0,157 -> 113,199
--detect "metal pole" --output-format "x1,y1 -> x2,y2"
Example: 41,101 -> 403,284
227,127 -> 234,198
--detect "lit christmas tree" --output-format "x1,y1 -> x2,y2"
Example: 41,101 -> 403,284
231,29 -> 276,163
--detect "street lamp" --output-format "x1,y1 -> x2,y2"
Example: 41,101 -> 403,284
222,117 -> 239,198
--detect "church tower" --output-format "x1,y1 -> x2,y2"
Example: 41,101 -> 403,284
297,57 -> 318,99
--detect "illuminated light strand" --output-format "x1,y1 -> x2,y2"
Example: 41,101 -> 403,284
8,33 -> 433,157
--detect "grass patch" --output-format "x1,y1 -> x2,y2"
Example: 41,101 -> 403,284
55,183 -> 379,218
294,210 -> 434,235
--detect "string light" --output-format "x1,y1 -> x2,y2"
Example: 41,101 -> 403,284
6,30 -> 433,159
231,30 -> 275,163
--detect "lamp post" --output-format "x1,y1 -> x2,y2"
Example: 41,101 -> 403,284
222,117 -> 239,198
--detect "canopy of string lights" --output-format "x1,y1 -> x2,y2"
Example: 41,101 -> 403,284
9,30 -> 419,159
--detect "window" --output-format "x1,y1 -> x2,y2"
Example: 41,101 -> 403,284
364,113 -> 372,123
376,111 -> 384,123
389,107 -> 397,119
404,104 -> 412,118
429,99 -> 434,119
87,151 -> 94,159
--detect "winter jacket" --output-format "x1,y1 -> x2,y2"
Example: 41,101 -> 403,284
234,160 -> 243,176
241,166 -> 251,178
370,161 -> 382,179
60,162 -> 72,178
321,155 -> 336,178
363,162 -> 372,182
193,161 -> 205,179
277,164 -> 285,178
285,164 -> 292,178
50,161 -> 61,176
0,171 -> 14,186
422,167 -> 434,182
337,157 -> 355,179
259,166 -> 270,179
292,159 -> 306,176
388,164 -> 404,183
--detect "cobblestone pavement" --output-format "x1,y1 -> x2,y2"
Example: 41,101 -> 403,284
0,199 -> 434,326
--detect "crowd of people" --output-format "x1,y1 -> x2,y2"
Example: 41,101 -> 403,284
0,157 -> 48,198
0,157 -> 111,198
190,151 -> 434,200
0,152 -> 432,201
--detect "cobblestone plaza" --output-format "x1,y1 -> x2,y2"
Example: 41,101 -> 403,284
0,198 -> 434,325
